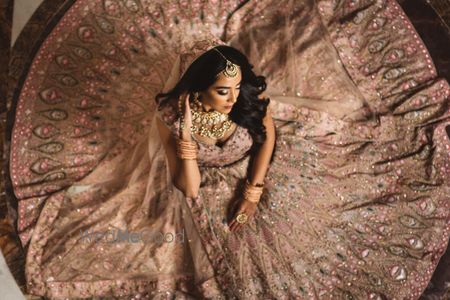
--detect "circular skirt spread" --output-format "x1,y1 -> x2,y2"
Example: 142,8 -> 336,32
8,0 -> 450,299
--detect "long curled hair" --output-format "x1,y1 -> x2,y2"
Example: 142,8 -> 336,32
155,45 -> 270,146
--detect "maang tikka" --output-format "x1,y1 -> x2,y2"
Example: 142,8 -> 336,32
212,48 -> 239,78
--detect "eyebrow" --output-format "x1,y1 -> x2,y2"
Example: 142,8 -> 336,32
215,82 -> 242,89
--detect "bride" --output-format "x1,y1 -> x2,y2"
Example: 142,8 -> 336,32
155,45 -> 275,234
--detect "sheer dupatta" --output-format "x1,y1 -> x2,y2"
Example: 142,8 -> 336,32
24,38 -> 225,294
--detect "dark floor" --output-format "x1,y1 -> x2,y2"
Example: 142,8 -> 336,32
397,1 -> 450,299
400,0 -> 450,82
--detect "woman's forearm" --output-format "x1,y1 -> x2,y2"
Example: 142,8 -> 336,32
249,129 -> 275,185
249,107 -> 276,186
248,95 -> 276,185
174,95 -> 202,198
174,158 -> 201,198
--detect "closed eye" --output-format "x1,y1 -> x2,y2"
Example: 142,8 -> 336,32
217,87 -> 240,96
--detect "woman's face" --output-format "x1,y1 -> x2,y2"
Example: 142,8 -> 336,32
198,69 -> 242,114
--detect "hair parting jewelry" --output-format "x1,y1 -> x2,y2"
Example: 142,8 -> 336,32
212,47 -> 239,78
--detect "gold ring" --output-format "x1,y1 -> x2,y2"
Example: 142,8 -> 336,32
236,213 -> 248,224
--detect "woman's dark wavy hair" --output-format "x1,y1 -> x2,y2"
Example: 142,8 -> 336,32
155,45 -> 270,146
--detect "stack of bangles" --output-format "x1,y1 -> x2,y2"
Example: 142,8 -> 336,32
243,179 -> 264,203
177,139 -> 197,160
235,179 -> 264,225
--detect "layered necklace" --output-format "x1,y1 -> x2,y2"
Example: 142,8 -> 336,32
178,95 -> 235,139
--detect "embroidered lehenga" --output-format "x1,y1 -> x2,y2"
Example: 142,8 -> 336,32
9,0 -> 450,299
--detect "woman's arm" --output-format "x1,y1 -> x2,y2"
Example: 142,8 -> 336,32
248,103 -> 276,186
156,95 -> 201,198
228,98 -> 276,233
174,135 -> 201,198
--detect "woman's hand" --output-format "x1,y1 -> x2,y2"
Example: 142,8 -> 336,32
179,92 -> 193,141
228,199 -> 258,233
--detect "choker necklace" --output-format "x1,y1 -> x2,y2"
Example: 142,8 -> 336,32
190,96 -> 234,139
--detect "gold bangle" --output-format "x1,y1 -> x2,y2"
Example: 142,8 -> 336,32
246,179 -> 264,188
177,140 -> 197,160
243,179 -> 264,203
177,152 -> 197,160
243,190 -> 263,203
178,140 -> 196,147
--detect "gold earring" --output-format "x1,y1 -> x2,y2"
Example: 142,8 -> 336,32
193,92 -> 201,105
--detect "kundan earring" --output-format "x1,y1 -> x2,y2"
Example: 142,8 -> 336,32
193,92 -> 202,107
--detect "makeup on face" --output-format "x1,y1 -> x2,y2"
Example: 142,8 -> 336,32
200,70 -> 242,114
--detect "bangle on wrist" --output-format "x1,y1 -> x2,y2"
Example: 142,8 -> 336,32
177,139 -> 197,160
244,179 -> 264,203
246,179 -> 264,187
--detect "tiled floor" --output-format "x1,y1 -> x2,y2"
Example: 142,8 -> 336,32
0,251 -> 26,300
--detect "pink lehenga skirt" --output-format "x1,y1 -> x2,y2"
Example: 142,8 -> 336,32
8,0 -> 450,299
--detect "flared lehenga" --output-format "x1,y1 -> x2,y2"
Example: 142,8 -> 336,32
8,0 -> 450,299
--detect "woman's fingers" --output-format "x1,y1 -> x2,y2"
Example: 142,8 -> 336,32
229,216 -> 240,232
234,223 -> 243,232
227,199 -> 259,232
229,220 -> 237,232
184,93 -> 192,127
178,93 -> 186,137
228,204 -> 256,232
230,221 -> 242,232
179,92 -> 192,140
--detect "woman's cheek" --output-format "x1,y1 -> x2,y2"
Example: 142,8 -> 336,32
216,95 -> 227,103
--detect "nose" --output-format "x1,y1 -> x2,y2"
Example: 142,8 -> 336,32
228,89 -> 238,103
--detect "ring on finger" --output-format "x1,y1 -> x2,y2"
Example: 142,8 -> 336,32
236,213 -> 248,224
